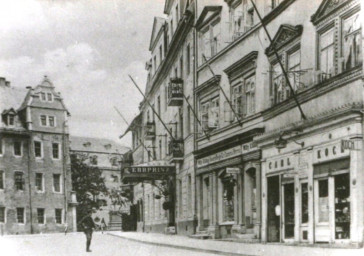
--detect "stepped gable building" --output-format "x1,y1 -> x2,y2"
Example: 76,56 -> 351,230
127,0 -> 364,246
0,76 -> 76,235
69,136 -> 130,230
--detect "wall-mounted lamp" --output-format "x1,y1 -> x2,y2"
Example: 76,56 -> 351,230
274,130 -> 304,150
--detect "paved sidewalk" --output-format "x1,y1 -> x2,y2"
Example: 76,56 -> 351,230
107,231 -> 364,256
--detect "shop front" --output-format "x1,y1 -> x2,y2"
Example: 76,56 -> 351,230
196,142 -> 261,239
261,123 -> 364,246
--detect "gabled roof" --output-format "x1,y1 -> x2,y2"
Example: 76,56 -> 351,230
0,83 -> 28,114
70,136 -> 130,154
195,6 -> 222,29
149,17 -> 166,51
311,0 -> 353,25
265,24 -> 303,55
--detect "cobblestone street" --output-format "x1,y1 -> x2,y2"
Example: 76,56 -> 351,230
0,232 -> 220,256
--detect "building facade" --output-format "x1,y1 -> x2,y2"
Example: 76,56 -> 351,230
126,0 -> 197,235
127,0 -> 364,246
0,76 -> 76,235
69,136 -> 130,230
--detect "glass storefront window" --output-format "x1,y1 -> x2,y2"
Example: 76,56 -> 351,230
335,173 -> 350,239
222,176 -> 235,222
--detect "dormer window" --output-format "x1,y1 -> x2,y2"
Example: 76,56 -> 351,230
41,92 -> 46,101
8,115 -> 14,126
40,92 -> 53,102
47,93 -> 53,101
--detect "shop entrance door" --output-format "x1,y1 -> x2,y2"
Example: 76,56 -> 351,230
282,183 -> 295,240
267,175 -> 280,242
314,178 -> 330,242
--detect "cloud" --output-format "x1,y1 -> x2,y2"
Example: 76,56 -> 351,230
0,0 -> 165,146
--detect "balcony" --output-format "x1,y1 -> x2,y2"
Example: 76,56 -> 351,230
144,121 -> 155,140
168,139 -> 184,161
167,78 -> 183,107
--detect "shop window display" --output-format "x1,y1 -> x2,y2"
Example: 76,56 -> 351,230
335,173 -> 350,239
222,175 -> 235,222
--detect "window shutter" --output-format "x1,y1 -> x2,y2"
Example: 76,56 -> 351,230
242,80 -> 247,117
224,101 -> 233,122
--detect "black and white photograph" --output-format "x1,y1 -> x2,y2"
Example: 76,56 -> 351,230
0,0 -> 364,255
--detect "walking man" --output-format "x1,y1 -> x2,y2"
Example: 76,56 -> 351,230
79,208 -> 96,252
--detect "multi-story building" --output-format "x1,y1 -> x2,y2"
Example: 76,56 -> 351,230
126,0 -> 364,247
0,76 -> 76,235
125,0 -> 196,235
69,136 -> 130,230
193,0 -> 363,246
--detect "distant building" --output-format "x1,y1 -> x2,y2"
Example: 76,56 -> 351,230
0,76 -> 76,235
69,136 -> 130,230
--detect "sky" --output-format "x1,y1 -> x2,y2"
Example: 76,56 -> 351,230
0,0 -> 166,147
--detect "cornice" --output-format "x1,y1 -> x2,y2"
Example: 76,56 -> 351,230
261,0 -> 296,25
265,24 -> 303,56
195,75 -> 221,95
255,101 -> 363,145
224,51 -> 258,81
262,67 -> 363,121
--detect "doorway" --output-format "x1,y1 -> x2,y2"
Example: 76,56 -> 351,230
283,183 -> 295,239
267,175 -> 280,242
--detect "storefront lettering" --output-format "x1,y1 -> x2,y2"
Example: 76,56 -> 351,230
197,146 -> 241,168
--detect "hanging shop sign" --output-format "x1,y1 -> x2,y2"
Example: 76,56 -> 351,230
122,166 -> 176,182
341,140 -> 355,150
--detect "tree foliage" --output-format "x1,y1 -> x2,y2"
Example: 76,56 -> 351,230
71,153 -> 108,222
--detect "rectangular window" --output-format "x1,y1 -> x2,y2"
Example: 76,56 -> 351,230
272,62 -> 284,103
209,97 -> 219,128
0,207 -> 5,223
14,141 -> 22,156
159,140 -> 162,160
153,56 -> 157,73
201,29 -> 211,62
211,23 -> 221,56
301,183 -> 308,224
245,75 -> 256,115
55,209 -> 62,224
40,115 -> 47,126
41,92 -> 46,101
53,174 -> 61,193
48,116 -> 55,127
47,93 -> 52,101
159,45 -> 163,63
232,83 -> 243,118
34,141 -> 42,158
17,208 -> 24,223
37,208 -> 45,224
186,45 -> 191,75
157,96 -> 161,115
35,173 -> 44,192
8,115 -> 14,126
0,170 -> 4,189
179,55 -> 184,78
52,143 -> 60,159
319,28 -> 335,75
186,106 -> 191,135
0,138 -> 3,155
288,50 -> 301,91
15,172 -> 23,190
342,12 -> 362,71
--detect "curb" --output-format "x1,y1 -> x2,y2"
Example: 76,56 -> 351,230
107,233 -> 256,256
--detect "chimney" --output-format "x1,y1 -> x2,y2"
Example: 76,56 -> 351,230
5,81 -> 10,87
26,86 -> 32,90
0,77 -> 6,87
